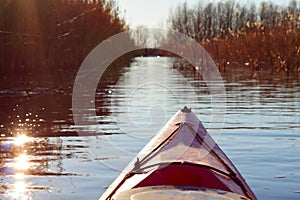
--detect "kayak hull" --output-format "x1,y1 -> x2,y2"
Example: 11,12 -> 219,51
99,107 -> 257,200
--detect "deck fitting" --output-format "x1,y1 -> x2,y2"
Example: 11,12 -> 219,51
181,106 -> 191,113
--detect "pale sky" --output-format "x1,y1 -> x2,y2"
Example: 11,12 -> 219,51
115,0 -> 290,28
116,0 -> 197,28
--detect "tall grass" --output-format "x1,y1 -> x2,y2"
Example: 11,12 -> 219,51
0,0 -> 127,84
168,0 -> 300,74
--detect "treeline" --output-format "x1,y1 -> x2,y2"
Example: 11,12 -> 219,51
0,0 -> 127,84
169,0 -> 300,73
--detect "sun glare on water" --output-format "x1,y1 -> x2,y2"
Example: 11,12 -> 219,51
14,172 -> 26,179
14,134 -> 31,146
14,153 -> 31,170
10,181 -> 27,199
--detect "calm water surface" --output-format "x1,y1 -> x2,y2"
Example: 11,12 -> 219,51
0,57 -> 299,199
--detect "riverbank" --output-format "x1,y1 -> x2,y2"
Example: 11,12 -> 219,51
168,0 -> 300,75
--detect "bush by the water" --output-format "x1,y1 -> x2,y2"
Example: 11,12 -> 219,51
168,0 -> 300,73
0,0 -> 127,84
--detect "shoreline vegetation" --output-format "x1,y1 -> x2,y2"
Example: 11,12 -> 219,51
168,0 -> 299,77
0,0 -> 131,88
0,0 -> 299,89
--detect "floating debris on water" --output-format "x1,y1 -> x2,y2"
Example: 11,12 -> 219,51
275,175 -> 286,179
294,190 -> 300,194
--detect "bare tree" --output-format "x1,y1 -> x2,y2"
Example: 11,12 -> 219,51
130,25 -> 150,47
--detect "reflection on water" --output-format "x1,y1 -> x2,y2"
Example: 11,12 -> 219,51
0,134 -> 95,199
0,57 -> 299,199
13,153 -> 31,171
13,134 -> 31,146
0,85 -> 74,137
11,181 -> 26,199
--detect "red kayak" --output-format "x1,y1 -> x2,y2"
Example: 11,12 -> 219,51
100,107 -> 257,200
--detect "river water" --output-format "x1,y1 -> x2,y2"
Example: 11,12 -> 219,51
0,57 -> 299,199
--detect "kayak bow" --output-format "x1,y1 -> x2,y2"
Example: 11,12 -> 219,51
100,107 -> 257,200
